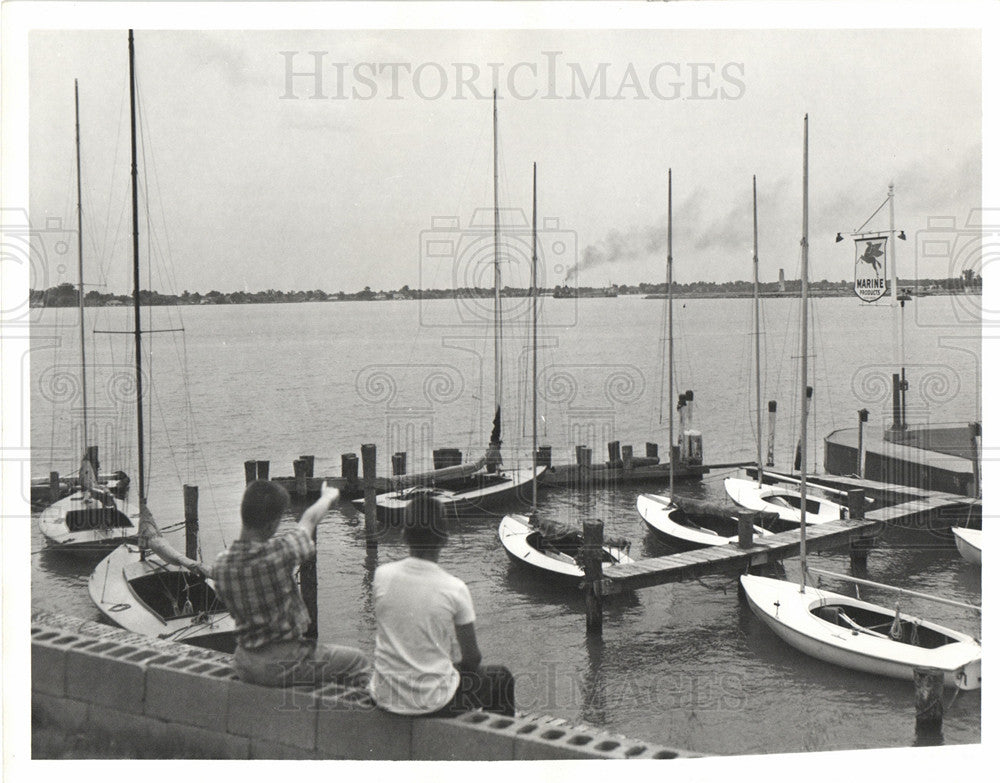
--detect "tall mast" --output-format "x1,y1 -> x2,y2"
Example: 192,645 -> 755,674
74,79 -> 89,453
798,114 -> 809,592
128,29 -> 146,505
491,89 -> 502,447
752,175 -> 762,488
531,163 -> 538,513
667,169 -> 674,499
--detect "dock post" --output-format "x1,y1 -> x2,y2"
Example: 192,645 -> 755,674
607,441 -> 622,469
857,409 -> 868,478
183,484 -> 199,561
244,460 -> 256,486
293,458 -> 308,498
891,373 -> 902,432
847,488 -> 866,521
848,490 -> 870,572
969,422 -> 981,498
341,452 -> 359,481
49,471 -> 60,504
299,455 -> 315,478
581,520 -> 604,637
255,460 -> 270,481
622,445 -> 633,471
645,442 -> 658,462
361,443 -> 378,551
391,452 -> 407,476
913,667 -> 944,742
737,511 -> 756,549
85,445 -> 99,472
766,400 -> 777,466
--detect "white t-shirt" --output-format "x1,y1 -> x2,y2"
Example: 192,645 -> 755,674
369,556 -> 476,714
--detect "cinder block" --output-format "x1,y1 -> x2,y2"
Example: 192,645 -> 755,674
411,714 -> 515,760
226,679 -> 317,750
31,641 -> 66,697
315,700 -> 412,760
513,725 -> 607,760
145,663 -> 229,729
32,692 -> 89,733
250,738 -> 317,759
86,704 -> 160,748
65,645 -> 146,711
146,717 -> 251,759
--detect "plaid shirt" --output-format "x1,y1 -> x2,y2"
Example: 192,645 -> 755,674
213,527 -> 315,650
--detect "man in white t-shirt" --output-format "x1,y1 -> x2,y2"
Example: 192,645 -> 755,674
370,492 -> 514,717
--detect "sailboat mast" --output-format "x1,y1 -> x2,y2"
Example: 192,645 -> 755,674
798,114 -> 809,592
128,29 -> 146,505
752,175 -> 762,488
492,89 -> 502,445
74,79 -> 89,452
531,162 -> 538,512
667,169 -> 674,499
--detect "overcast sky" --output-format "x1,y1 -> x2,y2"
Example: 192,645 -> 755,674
28,27 -> 981,294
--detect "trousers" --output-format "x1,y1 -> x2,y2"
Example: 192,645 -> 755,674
234,638 -> 370,688
426,665 -> 515,718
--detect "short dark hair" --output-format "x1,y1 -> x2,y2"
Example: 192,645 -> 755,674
241,480 -> 289,532
402,491 -> 448,551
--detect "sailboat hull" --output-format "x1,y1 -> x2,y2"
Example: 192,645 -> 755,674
353,465 -> 547,522
740,574 -> 981,690
637,493 -> 773,549
38,492 -> 139,553
89,543 -> 236,653
499,513 -> 633,582
952,527 -> 982,565
724,477 -> 843,525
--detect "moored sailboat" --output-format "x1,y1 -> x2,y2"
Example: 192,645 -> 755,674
952,527 -> 981,565
740,115 -> 980,690
38,80 -> 136,552
87,30 -> 234,652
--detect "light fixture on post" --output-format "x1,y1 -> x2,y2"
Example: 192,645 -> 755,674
835,232 -> 844,242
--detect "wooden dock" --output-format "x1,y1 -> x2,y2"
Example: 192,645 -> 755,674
598,485 -> 979,597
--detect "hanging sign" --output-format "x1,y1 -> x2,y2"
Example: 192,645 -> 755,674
854,236 -> 888,302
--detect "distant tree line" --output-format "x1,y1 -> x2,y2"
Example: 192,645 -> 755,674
28,272 -> 981,308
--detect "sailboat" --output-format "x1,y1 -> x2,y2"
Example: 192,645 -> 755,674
724,178 -> 844,527
87,31 -> 235,653
740,116 -> 981,691
952,527 -> 981,565
355,91 -> 545,522
499,164 -> 633,581
38,80 -> 138,552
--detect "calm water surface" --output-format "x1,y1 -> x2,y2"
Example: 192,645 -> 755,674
29,295 -> 982,755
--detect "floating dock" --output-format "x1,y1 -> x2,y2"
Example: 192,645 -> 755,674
825,422 -> 979,497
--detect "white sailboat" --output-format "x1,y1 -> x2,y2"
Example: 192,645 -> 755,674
499,165 -> 632,581
952,527 -> 981,565
356,91 -> 544,522
88,31 -> 234,652
38,80 -> 137,553
724,176 -> 844,526
740,116 -> 981,690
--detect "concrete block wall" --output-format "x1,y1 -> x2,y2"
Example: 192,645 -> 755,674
31,610 -> 696,760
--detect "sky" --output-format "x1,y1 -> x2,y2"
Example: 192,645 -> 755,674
23,23 -> 985,296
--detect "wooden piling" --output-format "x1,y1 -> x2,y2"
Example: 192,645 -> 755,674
183,484 -> 199,561
646,442 -> 658,461
581,520 -> 605,636
857,409 -> 869,478
391,452 -> 407,476
536,445 -> 552,467
846,488 -> 866,520
848,489 -> 871,573
299,455 -> 315,478
85,445 -> 100,472
255,460 -> 270,481
607,441 -> 622,468
580,447 -> 592,468
622,445 -> 634,471
49,471 -> 60,504
913,667 -> 944,739
969,422 -> 981,498
737,511 -> 756,549
244,460 -> 257,485
293,458 -> 307,497
361,443 -> 378,551
341,453 -> 359,481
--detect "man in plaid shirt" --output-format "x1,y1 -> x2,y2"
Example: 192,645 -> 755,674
213,480 -> 369,687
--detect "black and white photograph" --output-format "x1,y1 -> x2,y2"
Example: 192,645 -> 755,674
2,0 -> 995,773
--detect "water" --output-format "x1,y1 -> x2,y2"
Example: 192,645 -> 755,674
29,294 -> 981,754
